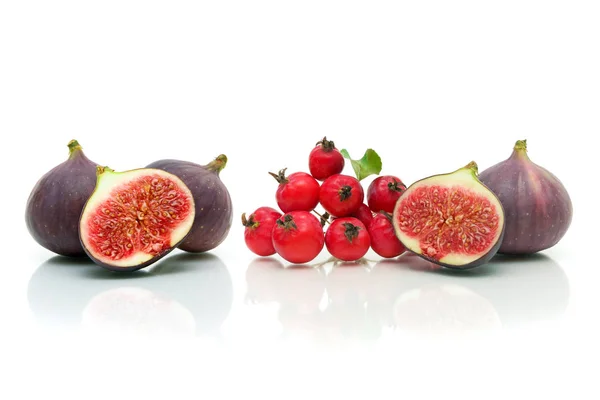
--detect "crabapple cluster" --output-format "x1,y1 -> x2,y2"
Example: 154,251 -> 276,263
243,137 -> 407,264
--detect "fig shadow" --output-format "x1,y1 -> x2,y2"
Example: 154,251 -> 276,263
78,251 -> 224,280
389,253 -> 499,278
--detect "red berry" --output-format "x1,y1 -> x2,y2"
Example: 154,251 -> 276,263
367,175 -> 407,213
352,203 -> 374,228
319,174 -> 364,217
269,168 -> 320,213
242,207 -> 282,256
325,217 -> 371,261
272,211 -> 325,264
368,212 -> 406,258
308,137 -> 345,181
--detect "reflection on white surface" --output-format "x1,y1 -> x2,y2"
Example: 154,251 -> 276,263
245,252 -> 569,344
389,281 -> 502,336
81,287 -> 196,337
28,252 -> 233,338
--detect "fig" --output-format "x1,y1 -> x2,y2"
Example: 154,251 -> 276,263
79,166 -> 195,271
26,140 -> 99,257
479,140 -> 573,254
392,162 -> 505,269
146,155 -> 232,253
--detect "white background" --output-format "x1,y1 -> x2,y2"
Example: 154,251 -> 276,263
1,1 -> 598,399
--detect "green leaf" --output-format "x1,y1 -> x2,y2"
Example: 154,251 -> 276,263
340,148 -> 382,181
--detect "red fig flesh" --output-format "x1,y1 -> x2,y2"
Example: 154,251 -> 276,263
79,167 -> 195,271
392,162 -> 505,269
26,140 -> 99,256
479,140 -> 573,254
146,155 -> 233,253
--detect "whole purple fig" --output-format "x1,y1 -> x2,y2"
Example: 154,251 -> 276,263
146,154 -> 232,253
26,140 -> 99,256
479,140 -> 573,255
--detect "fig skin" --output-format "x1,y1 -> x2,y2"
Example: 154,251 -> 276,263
392,162 -> 505,270
25,140 -> 98,257
479,140 -> 573,255
146,155 -> 233,253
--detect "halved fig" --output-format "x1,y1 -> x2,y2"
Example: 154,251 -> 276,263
392,162 -> 505,269
79,167 -> 195,271
146,154 -> 233,253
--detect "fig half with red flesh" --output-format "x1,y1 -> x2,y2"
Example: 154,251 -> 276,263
79,167 -> 195,271
146,155 -> 233,253
392,162 -> 505,270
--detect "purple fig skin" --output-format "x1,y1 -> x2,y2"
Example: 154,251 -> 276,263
25,140 -> 98,257
479,140 -> 573,255
146,155 -> 233,253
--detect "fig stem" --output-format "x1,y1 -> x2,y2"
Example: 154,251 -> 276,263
463,161 -> 479,175
96,166 -> 115,176
206,154 -> 228,174
514,139 -> 527,152
67,139 -> 83,159
511,139 -> 530,160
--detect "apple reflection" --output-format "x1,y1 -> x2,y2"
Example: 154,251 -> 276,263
28,252 -> 233,338
246,252 -> 570,343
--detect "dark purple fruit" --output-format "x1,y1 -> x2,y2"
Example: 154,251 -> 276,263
26,140 -> 99,257
79,167 -> 196,271
392,162 -> 505,270
479,140 -> 573,255
146,155 -> 232,253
